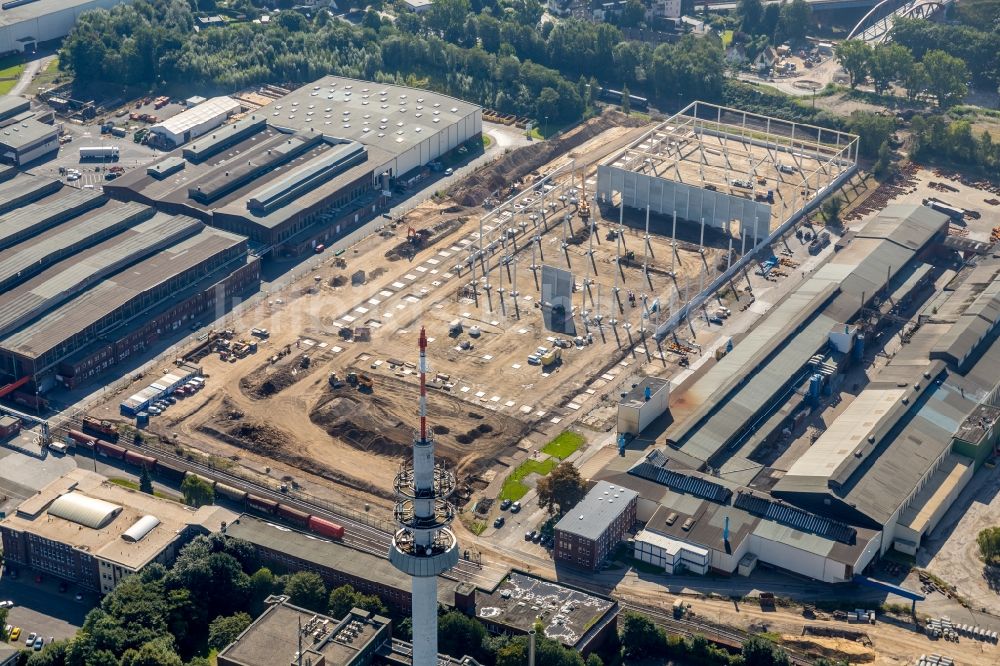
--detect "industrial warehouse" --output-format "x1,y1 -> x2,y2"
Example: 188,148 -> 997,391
0,0 -> 134,55
572,201 -> 1000,584
0,171 -> 259,393
106,76 -> 482,255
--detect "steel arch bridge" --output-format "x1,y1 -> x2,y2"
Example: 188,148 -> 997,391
847,0 -> 953,44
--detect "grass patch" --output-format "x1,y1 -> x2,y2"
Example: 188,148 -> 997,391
499,458 -> 558,502
481,134 -> 492,149
108,477 -> 180,502
469,521 -> 487,536
28,57 -> 63,95
541,430 -> 585,460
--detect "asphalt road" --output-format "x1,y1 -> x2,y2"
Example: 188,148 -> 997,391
0,572 -> 90,644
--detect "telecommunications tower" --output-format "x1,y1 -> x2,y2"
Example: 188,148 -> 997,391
389,327 -> 459,666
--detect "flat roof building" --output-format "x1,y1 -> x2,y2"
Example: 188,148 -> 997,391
148,96 -> 242,148
617,376 -> 670,437
554,481 -> 638,570
106,76 -> 482,256
0,469 -> 235,593
0,0 -> 136,54
0,118 -> 59,165
217,596 -> 476,666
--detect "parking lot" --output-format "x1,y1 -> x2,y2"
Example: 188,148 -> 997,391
1,570 -> 91,647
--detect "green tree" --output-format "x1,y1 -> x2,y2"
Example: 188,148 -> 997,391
869,44 -> 913,94
922,49 -> 969,108
427,0 -> 471,41
0,608 -> 7,637
536,461 -> 587,516
438,612 -> 488,662
26,639 -> 72,666
621,84 -> 631,115
249,567 -> 279,612
139,466 -> 154,495
327,584 -> 387,618
873,141 -> 895,181
820,195 -> 843,227
737,0 -> 764,33
743,635 -> 791,666
284,572 -> 327,612
620,611 -> 666,657
119,636 -> 183,666
620,0 -> 645,27
834,40 -> 872,89
902,62 -> 929,102
180,475 -> 214,507
979,527 -> 1000,562
207,612 -> 253,651
847,110 -> 895,158
777,0 -> 812,42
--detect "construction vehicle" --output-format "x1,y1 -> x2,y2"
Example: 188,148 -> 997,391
300,355 -> 311,369
540,348 -> 562,367
329,372 -> 344,388
347,372 -> 359,386
754,190 -> 775,203
357,374 -> 374,392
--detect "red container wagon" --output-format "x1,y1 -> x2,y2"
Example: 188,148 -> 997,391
124,450 -> 157,469
154,459 -> 187,483
246,494 -> 279,514
276,504 -> 311,527
307,515 -> 345,540
95,440 -> 126,459
82,416 -> 119,441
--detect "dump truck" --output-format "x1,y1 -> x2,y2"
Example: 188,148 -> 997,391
358,373 -> 373,392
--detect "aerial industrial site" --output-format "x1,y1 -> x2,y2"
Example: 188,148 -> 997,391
1,31 -> 1000,666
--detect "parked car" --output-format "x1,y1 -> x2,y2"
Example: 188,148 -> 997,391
531,532 -> 542,543
525,530 -> 536,541
34,637 -> 44,651
25,632 -> 37,647
9,627 -> 20,641
499,499 -> 512,511
445,168 -> 454,176
493,516 -> 505,528
0,601 -> 13,609
510,501 -> 521,514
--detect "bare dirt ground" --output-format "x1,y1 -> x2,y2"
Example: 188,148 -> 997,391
122,113 -> 667,509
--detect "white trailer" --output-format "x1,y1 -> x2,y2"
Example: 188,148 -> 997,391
79,145 -> 119,160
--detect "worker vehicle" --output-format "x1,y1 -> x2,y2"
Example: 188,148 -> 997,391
540,348 -> 562,367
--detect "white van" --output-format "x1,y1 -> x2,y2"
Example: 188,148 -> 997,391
49,442 -> 68,454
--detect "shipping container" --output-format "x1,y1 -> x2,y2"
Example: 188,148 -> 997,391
215,483 -> 249,503
246,494 -> 279,514
307,515 -> 345,539
95,440 -> 126,459
124,450 -> 157,469
276,504 -> 311,527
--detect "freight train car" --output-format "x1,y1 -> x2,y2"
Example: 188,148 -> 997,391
276,503 -> 311,527
95,439 -> 126,460
215,483 -> 249,503
124,450 -> 157,469
67,430 -> 96,447
154,459 -> 187,483
246,494 -> 279,514
307,515 -> 345,539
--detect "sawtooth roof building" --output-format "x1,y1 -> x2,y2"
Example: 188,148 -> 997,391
597,204 -> 1000,583
0,172 -> 259,392
106,76 -> 482,256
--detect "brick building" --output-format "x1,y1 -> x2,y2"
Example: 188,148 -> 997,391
554,481 -> 638,570
0,469 -> 235,594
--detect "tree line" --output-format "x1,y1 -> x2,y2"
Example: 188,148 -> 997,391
835,40 -> 969,108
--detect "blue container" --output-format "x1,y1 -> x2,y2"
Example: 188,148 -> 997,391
809,374 -> 822,402
136,412 -> 149,429
853,334 -> 865,363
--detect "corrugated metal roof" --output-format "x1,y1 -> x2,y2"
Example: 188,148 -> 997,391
48,492 -> 122,529
735,491 -> 856,544
151,96 -> 240,137
0,173 -> 60,213
0,188 -> 105,251
0,202 -> 152,292
0,224 -> 242,358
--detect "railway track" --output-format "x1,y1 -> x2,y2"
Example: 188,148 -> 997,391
619,600 -> 817,665
57,419 -> 506,587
